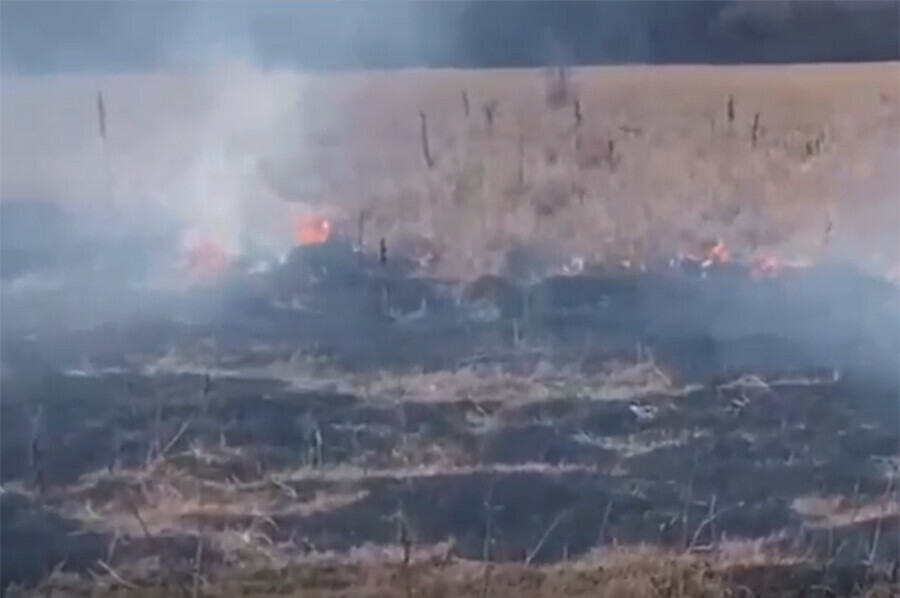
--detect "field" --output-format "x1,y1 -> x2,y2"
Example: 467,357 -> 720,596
1,63 -> 899,596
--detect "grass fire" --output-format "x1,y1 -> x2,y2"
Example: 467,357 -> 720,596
1,29 -> 898,598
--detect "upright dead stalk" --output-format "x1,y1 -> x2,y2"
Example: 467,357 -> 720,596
108,425 -> 121,474
202,373 -> 214,414
751,112 -> 761,148
379,238 -> 390,315
480,479 -> 497,598
680,446 -> 699,550
357,210 -> 367,260
419,111 -> 434,169
145,390 -> 163,468
97,90 -> 107,142
598,498 -> 614,545
29,405 -> 45,495
483,101 -> 497,134
398,512 -> 414,598
192,535 -> 204,598
516,134 -> 525,188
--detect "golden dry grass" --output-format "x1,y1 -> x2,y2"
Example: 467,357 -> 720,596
2,63 -> 898,277
284,63 -> 900,277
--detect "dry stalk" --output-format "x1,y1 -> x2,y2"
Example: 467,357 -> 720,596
201,372 -> 214,414
727,95 -> 735,124
357,210 -> 367,258
122,488 -> 153,542
606,139 -> 620,171
313,426 -> 323,469
483,101 -> 497,133
687,493 -> 718,552
419,111 -> 434,169
106,527 -> 121,563
146,389 -> 164,468
681,445 -> 700,550
525,509 -> 568,566
751,112 -> 761,148
852,477 -> 862,520
598,498 -> 614,545
399,513 -> 414,598
192,535 -> 204,598
97,90 -> 107,141
480,478 -> 497,598
29,405 -> 45,495
97,560 -> 136,590
462,90 -> 470,118
108,425 -> 121,474
160,419 -> 192,460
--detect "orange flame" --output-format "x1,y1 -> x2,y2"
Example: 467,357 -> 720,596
294,216 -> 332,246
183,238 -> 229,279
751,256 -> 783,279
703,240 -> 730,266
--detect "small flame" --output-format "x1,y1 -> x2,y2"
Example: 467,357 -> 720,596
295,216 -> 332,246
751,256 -> 783,279
180,234 -> 230,282
701,239 -> 731,268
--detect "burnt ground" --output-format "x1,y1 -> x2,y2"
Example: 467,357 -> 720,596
1,241 -> 899,597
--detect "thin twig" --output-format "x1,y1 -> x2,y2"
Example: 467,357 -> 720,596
160,418 -> 192,460
680,445 -> 699,550
96,560 -> 137,590
192,535 -> 204,598
106,527 -> 120,563
122,489 -> 153,542
525,510 -> 567,566
145,390 -> 163,468
598,498 -> 614,544
419,111 -> 434,169
687,494 -> 718,552
399,513 -> 414,598
480,478 -> 496,598
751,112 -> 761,149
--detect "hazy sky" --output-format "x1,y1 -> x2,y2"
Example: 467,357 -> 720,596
2,1 -> 898,73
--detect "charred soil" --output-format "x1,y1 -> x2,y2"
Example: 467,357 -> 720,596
2,248 -> 898,596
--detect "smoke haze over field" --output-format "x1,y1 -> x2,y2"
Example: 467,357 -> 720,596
1,7 -> 900,592
0,1 -> 897,299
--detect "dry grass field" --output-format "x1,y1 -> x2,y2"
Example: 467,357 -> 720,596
2,63 -> 898,277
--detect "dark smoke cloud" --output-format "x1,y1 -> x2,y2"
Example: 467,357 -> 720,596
1,0 -> 897,74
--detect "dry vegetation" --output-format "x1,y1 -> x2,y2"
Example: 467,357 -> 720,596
2,63 -> 898,277
312,64 -> 900,278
